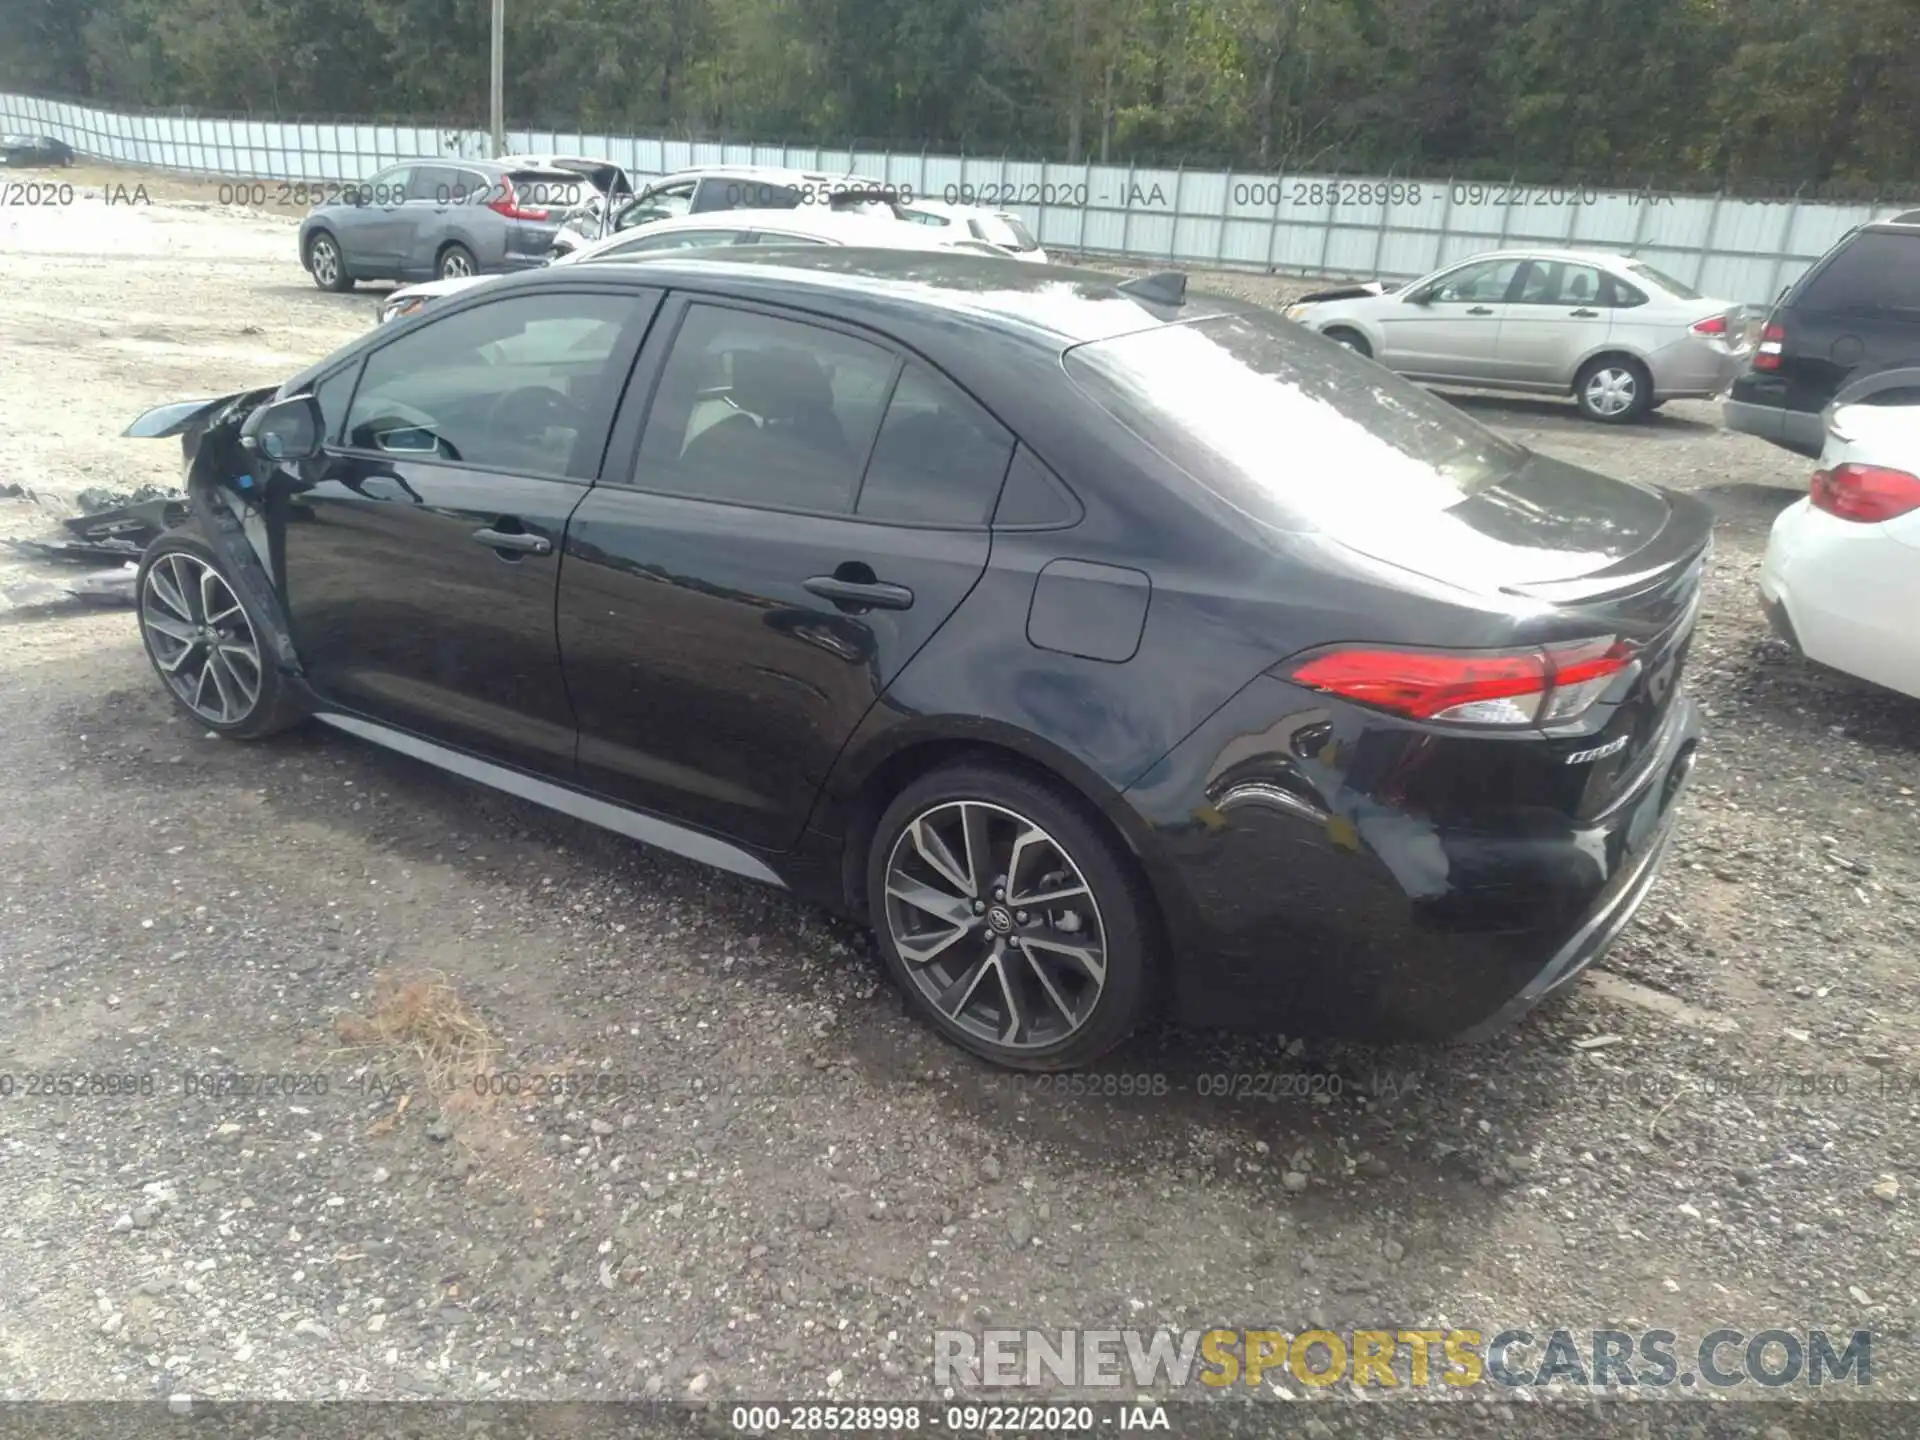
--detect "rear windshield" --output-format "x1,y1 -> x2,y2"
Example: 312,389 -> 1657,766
1063,311 -> 1524,532
1626,261 -> 1701,300
507,169 -> 586,209
1795,229 -> 1920,316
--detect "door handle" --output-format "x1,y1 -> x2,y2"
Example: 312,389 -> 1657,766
472,526 -> 551,556
803,575 -> 914,611
1570,308 -> 1599,317
1466,306 -> 1494,316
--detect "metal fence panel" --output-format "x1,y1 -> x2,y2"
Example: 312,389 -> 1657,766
7,92 -> 1919,302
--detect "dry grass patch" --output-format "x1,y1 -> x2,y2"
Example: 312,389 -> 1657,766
334,970 -> 501,1119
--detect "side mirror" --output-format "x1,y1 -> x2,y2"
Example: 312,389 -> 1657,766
1403,288 -> 1432,306
239,394 -> 323,463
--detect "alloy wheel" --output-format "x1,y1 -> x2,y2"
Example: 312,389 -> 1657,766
883,800 -> 1108,1052
441,249 -> 474,279
1583,365 -> 1639,418
309,238 -> 339,286
141,552 -> 263,726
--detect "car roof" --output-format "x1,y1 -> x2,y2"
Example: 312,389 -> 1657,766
534,247 -> 1231,348
650,165 -> 866,186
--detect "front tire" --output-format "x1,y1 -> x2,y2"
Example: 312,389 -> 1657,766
866,762 -> 1155,1070
1323,326 -> 1372,358
137,533 -> 305,740
1575,355 -> 1653,423
306,231 -> 354,292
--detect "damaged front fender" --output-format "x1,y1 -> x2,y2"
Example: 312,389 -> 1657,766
123,384 -> 304,677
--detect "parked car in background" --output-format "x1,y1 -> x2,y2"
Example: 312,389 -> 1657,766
1760,364 -> 1920,700
376,207 -> 1008,324
1725,215 -> 1920,457
299,158 -> 588,291
1285,248 -> 1750,423
504,153 -> 636,240
888,199 -> 1049,262
124,251 -> 1704,1068
551,165 -> 902,255
0,134 -> 75,167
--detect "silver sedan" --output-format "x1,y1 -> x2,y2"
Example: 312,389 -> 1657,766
1284,248 -> 1752,423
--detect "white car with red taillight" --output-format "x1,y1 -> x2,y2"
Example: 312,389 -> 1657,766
1759,380 -> 1920,700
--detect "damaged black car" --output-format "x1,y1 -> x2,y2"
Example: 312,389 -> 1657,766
124,249 -> 1705,1070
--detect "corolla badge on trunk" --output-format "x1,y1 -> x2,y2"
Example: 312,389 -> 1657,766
1566,734 -> 1631,765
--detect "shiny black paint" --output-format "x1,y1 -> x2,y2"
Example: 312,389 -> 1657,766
160,249 -> 1715,1041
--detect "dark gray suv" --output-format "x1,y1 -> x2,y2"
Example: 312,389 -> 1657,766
299,159 -> 584,291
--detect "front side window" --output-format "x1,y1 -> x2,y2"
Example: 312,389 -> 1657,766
632,304 -> 899,513
856,365 -> 1013,526
343,292 -> 641,478
1427,259 -> 1523,304
311,364 -> 361,444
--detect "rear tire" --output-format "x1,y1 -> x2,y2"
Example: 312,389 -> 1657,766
1323,326 -> 1372,358
866,762 -> 1155,1071
1575,355 -> 1653,423
137,533 -> 306,740
306,231 -> 354,292
437,243 -> 477,280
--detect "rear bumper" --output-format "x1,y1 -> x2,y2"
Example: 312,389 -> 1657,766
1647,342 -> 1743,401
1723,373 -> 1825,456
1760,498 -> 1920,700
1119,679 -> 1703,1041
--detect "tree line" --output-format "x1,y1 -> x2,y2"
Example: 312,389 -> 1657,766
1,0 -> 1916,186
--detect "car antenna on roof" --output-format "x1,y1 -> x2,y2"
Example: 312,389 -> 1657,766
1117,271 -> 1187,306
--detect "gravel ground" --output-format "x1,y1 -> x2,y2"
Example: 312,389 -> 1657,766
2,167 -> 1920,1435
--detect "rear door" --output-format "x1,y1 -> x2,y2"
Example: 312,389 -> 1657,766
1495,259 -> 1615,386
1376,257 -> 1524,382
557,297 -> 1010,848
398,164 -> 459,278
278,285 -> 660,775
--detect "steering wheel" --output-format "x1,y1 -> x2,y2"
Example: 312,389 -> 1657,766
486,385 -> 585,448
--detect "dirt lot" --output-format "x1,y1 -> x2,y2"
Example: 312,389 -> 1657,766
2,165 -> 1920,1433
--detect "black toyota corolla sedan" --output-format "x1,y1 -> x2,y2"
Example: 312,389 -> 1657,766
123,249 -> 1706,1070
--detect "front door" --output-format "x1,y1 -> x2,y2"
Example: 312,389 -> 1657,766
558,298 -> 1012,849
278,285 -> 659,776
1376,256 -> 1524,382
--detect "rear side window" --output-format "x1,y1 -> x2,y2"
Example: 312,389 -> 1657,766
856,366 -> 1014,526
632,305 -> 899,513
1796,231 -> 1920,317
1064,310 -> 1524,534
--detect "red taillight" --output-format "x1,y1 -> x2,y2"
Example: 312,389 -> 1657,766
1753,321 -> 1785,371
1690,313 -> 1728,336
1287,637 -> 1638,727
1810,463 -> 1920,523
487,179 -> 550,222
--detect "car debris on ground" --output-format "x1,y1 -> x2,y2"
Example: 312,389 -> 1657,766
0,483 -> 180,610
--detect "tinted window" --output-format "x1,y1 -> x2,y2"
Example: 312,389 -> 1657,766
311,365 -> 360,444
344,292 -> 639,478
1798,231 -> 1920,317
1064,310 -> 1524,533
696,178 -> 804,213
1626,261 -> 1702,300
856,366 -> 1014,526
1514,261 -> 1607,306
604,229 -> 742,255
993,446 -> 1081,528
1428,259 -> 1523,303
633,305 -> 899,513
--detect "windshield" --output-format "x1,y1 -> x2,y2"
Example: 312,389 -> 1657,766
1064,310 -> 1525,533
1626,261 -> 1702,300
